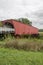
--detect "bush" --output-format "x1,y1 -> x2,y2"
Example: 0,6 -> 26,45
4,40 -> 18,49
4,38 -> 43,51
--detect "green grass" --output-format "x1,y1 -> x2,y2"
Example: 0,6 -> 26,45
0,48 -> 43,65
0,37 -> 43,51
0,37 -> 43,65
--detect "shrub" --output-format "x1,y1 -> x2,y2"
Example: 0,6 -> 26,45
4,40 -> 18,48
4,38 -> 43,51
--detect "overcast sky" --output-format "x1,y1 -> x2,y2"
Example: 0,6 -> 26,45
0,0 -> 43,29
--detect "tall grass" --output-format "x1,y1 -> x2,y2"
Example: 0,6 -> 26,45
0,33 -> 43,51
2,37 -> 43,51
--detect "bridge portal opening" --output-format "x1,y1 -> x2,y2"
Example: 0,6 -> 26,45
3,22 -> 15,37
4,22 -> 14,28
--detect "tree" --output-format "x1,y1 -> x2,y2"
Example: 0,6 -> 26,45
17,18 -> 32,25
0,21 -> 3,27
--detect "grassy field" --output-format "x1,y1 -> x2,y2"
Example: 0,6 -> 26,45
0,35 -> 43,65
0,48 -> 43,65
0,37 -> 43,51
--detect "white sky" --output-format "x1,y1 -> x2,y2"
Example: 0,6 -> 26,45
0,0 -> 43,29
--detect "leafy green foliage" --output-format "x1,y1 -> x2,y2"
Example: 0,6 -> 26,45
17,18 -> 32,25
39,29 -> 43,32
0,22 -> 3,27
